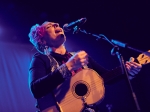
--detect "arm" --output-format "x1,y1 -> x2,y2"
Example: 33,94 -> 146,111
28,53 -> 72,99
88,56 -> 109,75
88,56 -> 142,84
88,56 -> 124,84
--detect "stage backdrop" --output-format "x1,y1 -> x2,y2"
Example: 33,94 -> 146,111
0,42 -> 37,112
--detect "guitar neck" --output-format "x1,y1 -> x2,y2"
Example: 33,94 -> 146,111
104,49 -> 150,83
103,66 -> 123,83
136,50 -> 150,65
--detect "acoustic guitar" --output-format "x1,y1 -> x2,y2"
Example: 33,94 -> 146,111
42,50 -> 150,112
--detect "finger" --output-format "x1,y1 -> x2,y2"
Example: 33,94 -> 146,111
126,61 -> 142,69
78,51 -> 88,58
80,58 -> 88,64
75,51 -> 85,56
126,62 -> 137,68
127,68 -> 138,75
81,61 -> 89,66
126,63 -> 139,76
128,57 -> 142,68
132,67 -> 141,72
126,63 -> 141,72
81,62 -> 89,66
129,57 -> 135,62
128,68 -> 138,75
130,69 -> 138,74
125,63 -> 131,70
128,71 -> 136,76
129,62 -> 142,68
126,61 -> 141,67
78,50 -> 86,55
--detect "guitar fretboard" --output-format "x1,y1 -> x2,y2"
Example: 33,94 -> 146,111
102,66 -> 123,83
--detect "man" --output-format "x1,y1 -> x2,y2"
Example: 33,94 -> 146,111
28,21 -> 142,112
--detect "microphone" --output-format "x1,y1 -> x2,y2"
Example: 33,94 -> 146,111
111,39 -> 128,48
63,18 -> 87,32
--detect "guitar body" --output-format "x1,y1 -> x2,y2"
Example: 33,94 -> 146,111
43,68 -> 105,112
42,49 -> 150,112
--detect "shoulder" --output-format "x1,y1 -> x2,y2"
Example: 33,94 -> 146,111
32,52 -> 48,60
30,52 -> 49,65
33,52 -> 46,58
29,52 -> 51,70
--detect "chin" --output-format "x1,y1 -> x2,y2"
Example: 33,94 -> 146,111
54,34 -> 66,48
60,34 -> 66,42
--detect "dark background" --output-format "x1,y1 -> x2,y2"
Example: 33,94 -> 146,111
0,0 -> 150,112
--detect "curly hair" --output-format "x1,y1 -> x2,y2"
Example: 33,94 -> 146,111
28,24 -> 45,53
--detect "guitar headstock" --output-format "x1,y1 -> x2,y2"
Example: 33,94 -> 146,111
136,50 -> 150,65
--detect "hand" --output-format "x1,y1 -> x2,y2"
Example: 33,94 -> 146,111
125,57 -> 142,79
66,51 -> 88,71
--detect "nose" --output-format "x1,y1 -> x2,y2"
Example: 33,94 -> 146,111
53,23 -> 59,28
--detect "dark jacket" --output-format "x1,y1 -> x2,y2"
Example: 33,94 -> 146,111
29,52 -> 123,111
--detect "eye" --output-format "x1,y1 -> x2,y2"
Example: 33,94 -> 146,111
54,23 -> 59,27
46,25 -> 52,29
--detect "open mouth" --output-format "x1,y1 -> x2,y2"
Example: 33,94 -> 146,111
55,29 -> 62,33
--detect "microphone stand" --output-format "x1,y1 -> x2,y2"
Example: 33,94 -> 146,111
73,27 -> 141,112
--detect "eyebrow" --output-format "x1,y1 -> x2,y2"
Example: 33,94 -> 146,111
46,22 -> 54,27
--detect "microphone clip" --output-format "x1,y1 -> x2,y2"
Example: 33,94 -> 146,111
73,26 -> 81,34
111,46 -> 120,56
63,17 -> 87,33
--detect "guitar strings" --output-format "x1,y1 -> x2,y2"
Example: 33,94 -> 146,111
57,78 -> 103,104
56,79 -> 104,107
56,69 -> 120,107
60,84 -> 104,108
56,68 -> 125,107
56,85 -> 102,104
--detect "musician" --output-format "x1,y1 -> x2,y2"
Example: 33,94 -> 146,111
28,21 -> 142,112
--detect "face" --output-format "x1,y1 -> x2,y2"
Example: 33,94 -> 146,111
42,22 -> 66,48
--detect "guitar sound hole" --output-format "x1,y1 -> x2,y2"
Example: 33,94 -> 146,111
75,83 -> 88,96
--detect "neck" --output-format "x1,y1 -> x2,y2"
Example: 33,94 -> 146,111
51,45 -> 66,55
